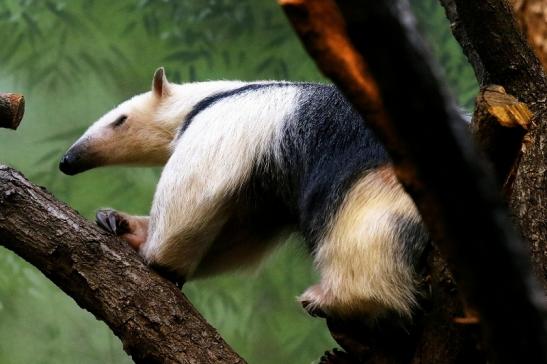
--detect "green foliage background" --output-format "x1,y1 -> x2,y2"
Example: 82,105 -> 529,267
0,1 -> 477,363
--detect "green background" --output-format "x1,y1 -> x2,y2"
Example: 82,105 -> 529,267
0,1 -> 477,363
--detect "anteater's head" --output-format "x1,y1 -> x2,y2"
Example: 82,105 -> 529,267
59,67 -> 178,175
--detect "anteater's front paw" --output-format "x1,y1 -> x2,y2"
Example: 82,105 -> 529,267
96,209 -> 130,236
96,209 -> 148,251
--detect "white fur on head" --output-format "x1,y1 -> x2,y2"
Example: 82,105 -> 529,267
60,90 -> 173,171
60,68 -> 246,174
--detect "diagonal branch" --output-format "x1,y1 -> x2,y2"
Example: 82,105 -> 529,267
280,1 -> 547,363
0,165 -> 245,364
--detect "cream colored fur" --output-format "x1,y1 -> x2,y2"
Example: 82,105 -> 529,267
299,167 -> 422,318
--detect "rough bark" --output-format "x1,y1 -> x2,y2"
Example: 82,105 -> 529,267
0,165 -> 245,364
280,1 -> 547,363
511,112 -> 547,291
511,0 -> 547,70
508,0 -> 547,290
439,0 -> 547,300
507,0 -> 547,292
0,93 -> 25,130
510,16 -> 547,292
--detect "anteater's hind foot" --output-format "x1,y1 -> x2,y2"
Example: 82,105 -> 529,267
303,168 -> 428,320
298,282 -> 395,321
96,209 -> 149,251
299,284 -> 329,318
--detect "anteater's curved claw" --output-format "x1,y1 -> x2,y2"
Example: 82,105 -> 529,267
96,209 -> 129,236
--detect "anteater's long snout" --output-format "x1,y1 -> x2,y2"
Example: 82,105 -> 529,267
59,143 -> 96,175
59,151 -> 81,175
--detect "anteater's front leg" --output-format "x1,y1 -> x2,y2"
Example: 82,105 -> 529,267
97,189 -> 230,281
135,131 -> 260,280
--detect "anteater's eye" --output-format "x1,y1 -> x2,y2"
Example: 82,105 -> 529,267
112,115 -> 128,128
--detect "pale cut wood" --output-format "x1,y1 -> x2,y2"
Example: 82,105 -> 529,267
472,85 -> 532,194
0,93 -> 25,130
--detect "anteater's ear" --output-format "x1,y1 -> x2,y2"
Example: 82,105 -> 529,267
152,67 -> 171,98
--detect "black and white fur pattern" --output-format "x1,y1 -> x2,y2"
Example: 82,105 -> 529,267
61,68 -> 429,319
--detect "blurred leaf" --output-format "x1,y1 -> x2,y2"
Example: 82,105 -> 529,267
39,126 -> 87,143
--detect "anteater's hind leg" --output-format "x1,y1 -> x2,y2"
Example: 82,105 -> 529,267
299,169 -> 428,320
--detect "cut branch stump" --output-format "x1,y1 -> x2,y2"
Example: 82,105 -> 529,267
0,93 -> 25,130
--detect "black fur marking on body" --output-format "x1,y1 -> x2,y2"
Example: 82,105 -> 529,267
178,82 -> 298,138
177,82 -> 395,250
390,213 -> 430,268
279,84 -> 392,248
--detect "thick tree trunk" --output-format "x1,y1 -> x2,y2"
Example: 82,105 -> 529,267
440,0 -> 547,296
0,166 -> 245,364
0,93 -> 25,130
511,0 -> 547,69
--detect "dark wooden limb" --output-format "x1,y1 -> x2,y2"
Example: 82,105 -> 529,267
280,1 -> 547,363
0,93 -> 25,130
0,165 -> 245,364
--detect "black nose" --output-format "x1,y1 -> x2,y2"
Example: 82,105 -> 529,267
59,153 -> 79,175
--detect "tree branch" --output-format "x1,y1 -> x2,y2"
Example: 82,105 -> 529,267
0,93 -> 25,130
280,1 -> 547,363
0,165 -> 245,364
